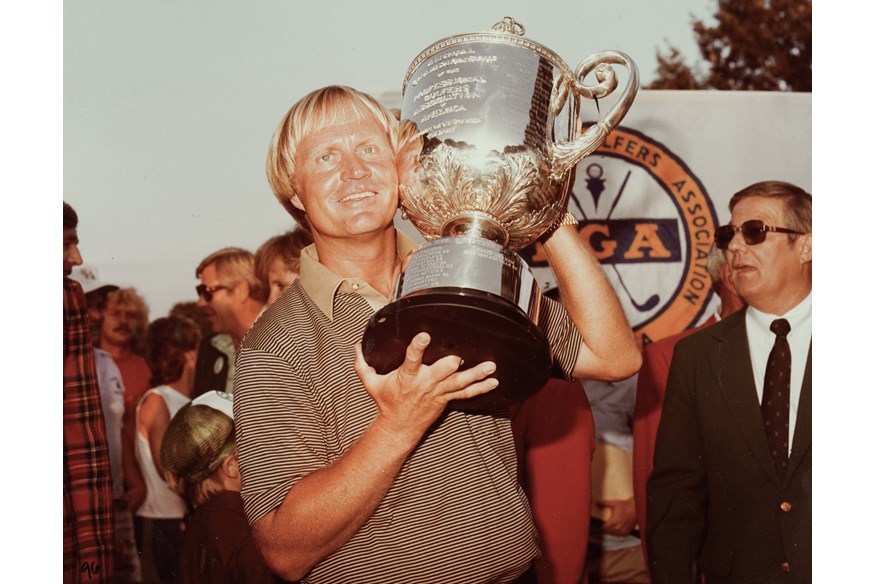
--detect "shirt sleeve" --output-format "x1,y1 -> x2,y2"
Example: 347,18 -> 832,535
645,338 -> 707,584
538,295 -> 583,380
63,279 -> 114,582
233,344 -> 332,526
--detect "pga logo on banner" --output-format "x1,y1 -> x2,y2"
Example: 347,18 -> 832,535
524,125 -> 719,347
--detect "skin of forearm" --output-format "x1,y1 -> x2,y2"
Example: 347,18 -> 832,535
542,224 -> 641,379
253,416 -> 421,581
148,423 -> 169,478
121,426 -> 146,507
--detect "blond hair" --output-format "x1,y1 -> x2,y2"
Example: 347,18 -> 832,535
165,447 -> 238,509
105,287 -> 150,353
266,85 -> 400,228
195,247 -> 267,304
254,228 -> 314,286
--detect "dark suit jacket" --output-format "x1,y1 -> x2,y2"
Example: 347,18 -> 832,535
192,335 -> 229,399
645,310 -> 811,584
633,315 -> 716,549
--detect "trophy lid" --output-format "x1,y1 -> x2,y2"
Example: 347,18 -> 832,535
402,17 -> 576,94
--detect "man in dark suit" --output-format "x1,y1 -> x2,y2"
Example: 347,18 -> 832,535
632,243 -> 745,570
192,248 -> 268,397
646,181 -> 812,584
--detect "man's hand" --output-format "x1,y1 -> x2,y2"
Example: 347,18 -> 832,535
354,332 -> 498,442
597,497 -> 638,536
254,333 -> 499,581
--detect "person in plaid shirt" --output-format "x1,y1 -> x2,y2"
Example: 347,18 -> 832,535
64,202 -> 114,582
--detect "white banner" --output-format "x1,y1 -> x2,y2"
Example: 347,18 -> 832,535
524,90 -> 812,345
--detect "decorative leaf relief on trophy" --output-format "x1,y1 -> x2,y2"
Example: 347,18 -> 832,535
400,142 -> 566,250
486,152 -> 539,217
489,152 -> 565,249
401,144 -> 472,237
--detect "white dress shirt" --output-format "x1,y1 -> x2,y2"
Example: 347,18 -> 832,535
745,292 -> 812,454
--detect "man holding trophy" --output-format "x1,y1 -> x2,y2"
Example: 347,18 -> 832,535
234,20 -> 640,584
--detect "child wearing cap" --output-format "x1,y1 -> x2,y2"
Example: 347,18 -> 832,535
161,391 -> 281,584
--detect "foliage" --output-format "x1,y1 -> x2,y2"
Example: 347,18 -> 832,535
648,0 -> 812,91
649,47 -> 707,90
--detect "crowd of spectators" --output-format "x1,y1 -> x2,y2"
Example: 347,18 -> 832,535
65,209 -> 311,583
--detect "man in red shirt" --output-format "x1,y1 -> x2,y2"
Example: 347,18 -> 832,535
95,288 -> 152,513
512,379 -> 594,584
97,289 -> 152,410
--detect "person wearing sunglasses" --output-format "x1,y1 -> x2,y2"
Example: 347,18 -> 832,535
646,180 -> 812,584
192,248 -> 268,397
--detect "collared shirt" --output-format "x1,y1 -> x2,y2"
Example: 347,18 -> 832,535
94,348 -> 127,500
211,333 -> 237,394
583,376 -> 640,553
114,351 -> 152,416
208,306 -> 268,395
235,230 -> 581,583
64,277 -> 114,582
745,291 -> 812,452
297,234 -> 418,320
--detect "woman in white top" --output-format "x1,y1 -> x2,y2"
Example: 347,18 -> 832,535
136,315 -> 201,583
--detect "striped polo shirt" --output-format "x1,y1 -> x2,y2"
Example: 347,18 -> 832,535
234,232 -> 581,584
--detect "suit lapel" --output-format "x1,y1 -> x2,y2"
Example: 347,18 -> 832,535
785,343 -> 812,481
712,312 -> 782,486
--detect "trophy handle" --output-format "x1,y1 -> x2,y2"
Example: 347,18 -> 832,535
550,50 -> 639,181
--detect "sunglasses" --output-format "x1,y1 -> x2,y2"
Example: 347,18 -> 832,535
196,283 -> 230,303
714,220 -> 804,250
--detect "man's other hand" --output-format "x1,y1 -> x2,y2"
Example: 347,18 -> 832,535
597,498 -> 638,536
354,332 -> 498,442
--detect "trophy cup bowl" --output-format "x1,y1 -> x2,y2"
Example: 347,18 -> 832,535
362,17 -> 638,411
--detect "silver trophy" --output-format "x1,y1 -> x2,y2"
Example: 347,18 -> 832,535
362,17 -> 638,410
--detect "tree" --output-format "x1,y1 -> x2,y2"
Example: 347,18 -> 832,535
648,47 -> 707,90
648,0 -> 811,91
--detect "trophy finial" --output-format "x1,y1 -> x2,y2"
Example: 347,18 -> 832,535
492,17 -> 525,36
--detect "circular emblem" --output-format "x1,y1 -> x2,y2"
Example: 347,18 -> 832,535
523,126 -> 720,346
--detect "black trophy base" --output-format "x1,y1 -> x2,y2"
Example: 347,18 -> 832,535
361,288 -> 551,412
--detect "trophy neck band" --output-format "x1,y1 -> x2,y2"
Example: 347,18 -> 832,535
396,238 -> 540,321
442,212 -> 509,246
